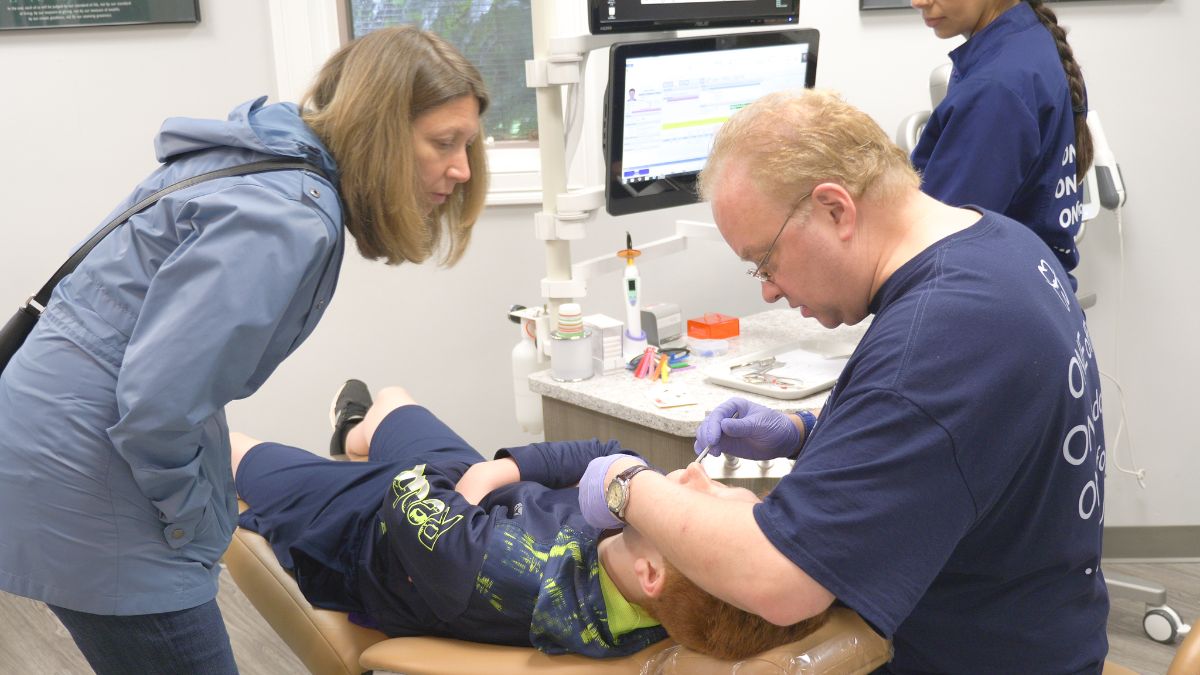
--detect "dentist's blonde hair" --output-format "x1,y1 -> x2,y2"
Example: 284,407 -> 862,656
699,89 -> 918,216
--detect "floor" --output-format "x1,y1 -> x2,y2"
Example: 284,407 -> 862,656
0,561 -> 1193,674
1104,561 -> 1198,674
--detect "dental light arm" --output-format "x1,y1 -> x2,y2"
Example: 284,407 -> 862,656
1078,110 -> 1126,229
896,63 -> 951,154
1087,110 -> 1126,210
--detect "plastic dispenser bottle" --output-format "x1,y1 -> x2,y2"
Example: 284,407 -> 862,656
510,308 -> 544,435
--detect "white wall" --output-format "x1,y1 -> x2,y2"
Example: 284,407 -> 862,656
0,4 -> 278,276
804,1 -> 1200,529
1,1 -> 1194,528
1052,0 -> 1199,529
237,200 -> 755,456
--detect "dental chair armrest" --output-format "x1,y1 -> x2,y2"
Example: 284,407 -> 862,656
642,607 -> 890,675
360,637 -> 674,675
1167,619 -> 1200,675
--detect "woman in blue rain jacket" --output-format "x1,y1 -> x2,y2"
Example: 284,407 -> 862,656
910,0 -> 1093,288
0,26 -> 488,675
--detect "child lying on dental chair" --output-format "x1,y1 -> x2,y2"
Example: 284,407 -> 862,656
232,380 -> 828,660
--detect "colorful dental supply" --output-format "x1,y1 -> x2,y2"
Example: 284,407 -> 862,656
556,303 -> 585,337
633,346 -> 658,378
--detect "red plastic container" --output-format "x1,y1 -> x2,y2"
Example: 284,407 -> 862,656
686,313 -> 740,339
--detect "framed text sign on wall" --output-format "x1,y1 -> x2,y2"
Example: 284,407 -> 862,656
0,0 -> 200,30
862,0 -> 1118,8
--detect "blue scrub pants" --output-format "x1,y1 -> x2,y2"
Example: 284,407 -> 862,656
49,598 -> 238,674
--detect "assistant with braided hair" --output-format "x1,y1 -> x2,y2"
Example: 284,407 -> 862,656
911,0 -> 1093,290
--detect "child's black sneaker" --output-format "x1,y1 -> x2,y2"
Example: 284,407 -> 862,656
329,379 -> 371,458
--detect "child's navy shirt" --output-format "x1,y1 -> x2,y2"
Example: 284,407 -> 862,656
359,436 -> 667,657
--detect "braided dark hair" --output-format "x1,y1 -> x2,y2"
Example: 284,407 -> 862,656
1026,0 -> 1093,178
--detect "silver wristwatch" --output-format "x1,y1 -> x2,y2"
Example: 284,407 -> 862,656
604,464 -> 654,522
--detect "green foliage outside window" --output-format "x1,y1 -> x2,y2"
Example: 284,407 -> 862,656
348,0 -> 537,142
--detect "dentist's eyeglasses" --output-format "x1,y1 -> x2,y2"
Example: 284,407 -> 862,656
746,191 -> 811,283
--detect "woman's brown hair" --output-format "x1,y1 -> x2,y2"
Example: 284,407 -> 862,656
1026,0 -> 1093,179
642,559 -> 831,660
301,26 -> 489,266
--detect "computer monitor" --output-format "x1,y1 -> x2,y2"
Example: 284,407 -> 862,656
604,29 -> 819,217
589,0 -> 799,34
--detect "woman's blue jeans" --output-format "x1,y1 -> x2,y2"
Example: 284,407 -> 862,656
49,598 -> 238,674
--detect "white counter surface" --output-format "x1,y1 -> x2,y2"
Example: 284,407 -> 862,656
529,308 -> 869,438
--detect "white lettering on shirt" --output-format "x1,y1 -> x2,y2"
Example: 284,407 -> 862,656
390,464 -> 464,551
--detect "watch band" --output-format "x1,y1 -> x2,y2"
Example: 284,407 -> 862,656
790,409 -> 818,459
612,464 -> 654,521
797,409 -> 818,438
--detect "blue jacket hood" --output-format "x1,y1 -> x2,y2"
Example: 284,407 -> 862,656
153,96 -> 338,177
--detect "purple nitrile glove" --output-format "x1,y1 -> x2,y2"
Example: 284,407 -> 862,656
693,397 -> 801,460
578,454 -> 646,530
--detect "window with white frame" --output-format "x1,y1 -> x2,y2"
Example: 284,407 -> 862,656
346,0 -> 536,144
267,1 -> 544,203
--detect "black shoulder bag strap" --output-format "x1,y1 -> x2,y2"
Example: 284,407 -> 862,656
33,157 -> 331,311
0,157 -> 331,371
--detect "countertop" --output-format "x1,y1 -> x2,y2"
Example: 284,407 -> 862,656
529,308 -> 870,438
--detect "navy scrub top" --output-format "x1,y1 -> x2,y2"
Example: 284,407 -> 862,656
912,1 -> 1085,287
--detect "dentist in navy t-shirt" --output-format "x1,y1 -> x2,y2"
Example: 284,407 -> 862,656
581,89 -> 1110,674
910,0 -> 1093,289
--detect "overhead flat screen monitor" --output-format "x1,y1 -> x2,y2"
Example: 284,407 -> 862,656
590,0 -> 799,34
605,29 -> 819,217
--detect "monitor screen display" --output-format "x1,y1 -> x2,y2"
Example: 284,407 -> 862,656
590,0 -> 799,34
605,29 -> 819,216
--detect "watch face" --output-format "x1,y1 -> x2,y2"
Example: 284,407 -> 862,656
605,480 -> 623,513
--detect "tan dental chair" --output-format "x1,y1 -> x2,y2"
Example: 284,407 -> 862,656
225,502 -> 891,675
